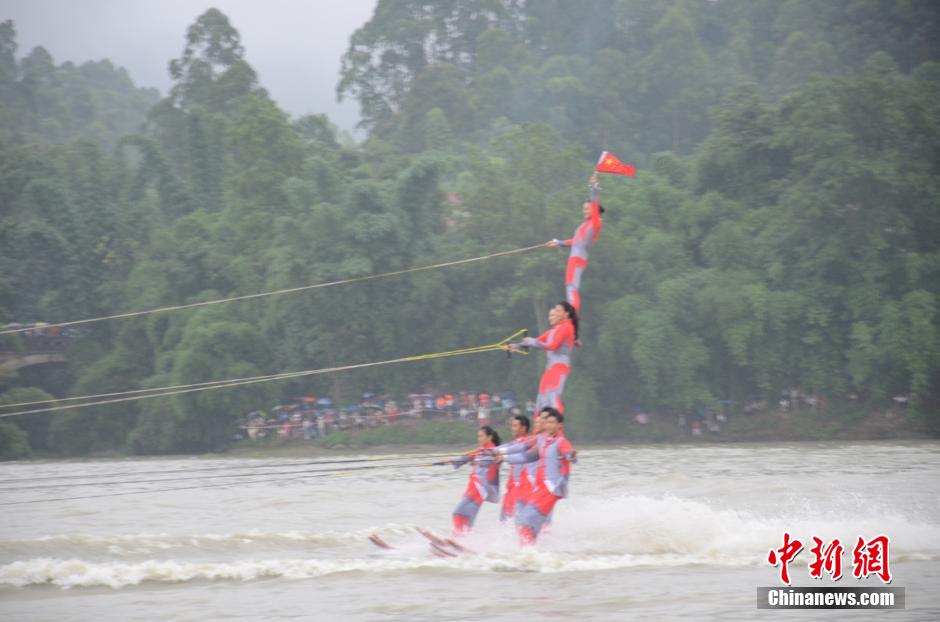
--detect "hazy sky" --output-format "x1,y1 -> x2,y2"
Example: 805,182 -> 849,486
0,0 -> 377,131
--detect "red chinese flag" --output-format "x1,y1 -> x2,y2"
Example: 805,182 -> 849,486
595,151 -> 635,177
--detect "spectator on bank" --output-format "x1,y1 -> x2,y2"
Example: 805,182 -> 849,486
478,404 -> 491,427
385,400 -> 399,423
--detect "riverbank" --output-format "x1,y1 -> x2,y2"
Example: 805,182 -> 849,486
6,405 -> 934,462
217,404 -> 936,458
599,402 -> 937,444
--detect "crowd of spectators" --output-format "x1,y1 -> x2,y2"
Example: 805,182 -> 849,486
671,389 -> 833,436
0,322 -> 75,354
236,390 -> 532,442
777,388 -> 829,412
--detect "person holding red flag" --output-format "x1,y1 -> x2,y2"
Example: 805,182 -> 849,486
549,173 -> 602,314
549,152 -> 634,314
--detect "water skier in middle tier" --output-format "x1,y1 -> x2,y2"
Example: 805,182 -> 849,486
505,301 -> 578,414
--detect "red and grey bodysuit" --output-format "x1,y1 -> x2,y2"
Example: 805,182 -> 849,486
553,179 -> 602,314
497,434 -> 537,521
451,443 -> 499,535
513,318 -> 575,414
501,433 -> 576,545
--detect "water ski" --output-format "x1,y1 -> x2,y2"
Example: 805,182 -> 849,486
368,533 -> 394,549
429,541 -> 458,558
416,527 -> 472,554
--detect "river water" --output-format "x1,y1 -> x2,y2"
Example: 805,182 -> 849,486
1,442 -> 938,621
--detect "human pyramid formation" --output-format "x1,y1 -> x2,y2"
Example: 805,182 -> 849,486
448,152 -> 635,545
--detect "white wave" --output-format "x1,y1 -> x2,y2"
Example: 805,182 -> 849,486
541,494 -> 940,562
6,546 -> 939,590
0,525 -> 417,558
0,551 -> 784,589
3,495 -> 938,588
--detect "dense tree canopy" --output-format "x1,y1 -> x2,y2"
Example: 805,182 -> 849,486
0,21 -> 160,149
1,1 -> 939,457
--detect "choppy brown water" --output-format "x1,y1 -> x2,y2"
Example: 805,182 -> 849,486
2,442 -> 939,620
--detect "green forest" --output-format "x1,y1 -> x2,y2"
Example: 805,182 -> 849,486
1,0 -> 939,458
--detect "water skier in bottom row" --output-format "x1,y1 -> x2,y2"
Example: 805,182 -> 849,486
448,408 -> 576,546
495,408 -> 576,545
445,426 -> 501,535
500,414 -> 534,523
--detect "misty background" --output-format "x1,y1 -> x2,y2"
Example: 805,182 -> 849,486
0,0 -> 375,130
0,0 -> 938,458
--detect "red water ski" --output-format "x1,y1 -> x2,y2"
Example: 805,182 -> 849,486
368,533 -> 395,549
416,527 -> 474,555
